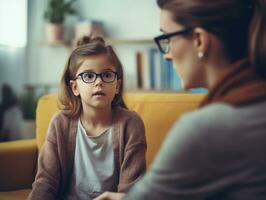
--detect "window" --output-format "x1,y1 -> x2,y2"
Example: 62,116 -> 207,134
0,0 -> 28,47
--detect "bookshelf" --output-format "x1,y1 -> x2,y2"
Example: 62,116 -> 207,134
41,38 -> 154,47
106,38 -> 154,45
40,38 -> 184,92
40,38 -> 158,90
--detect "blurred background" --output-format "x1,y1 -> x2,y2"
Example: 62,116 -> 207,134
0,0 -> 160,141
0,0 -> 207,142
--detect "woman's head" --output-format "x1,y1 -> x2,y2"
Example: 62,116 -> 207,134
156,0 -> 266,88
59,36 -> 127,118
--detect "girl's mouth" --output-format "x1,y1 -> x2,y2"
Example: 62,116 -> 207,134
92,91 -> 106,96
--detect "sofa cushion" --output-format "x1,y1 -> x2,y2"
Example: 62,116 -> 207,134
124,93 -> 204,166
0,189 -> 31,200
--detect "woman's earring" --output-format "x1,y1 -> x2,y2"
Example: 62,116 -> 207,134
198,52 -> 204,59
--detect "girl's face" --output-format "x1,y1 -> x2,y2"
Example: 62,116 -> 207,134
159,9 -> 205,89
70,55 -> 121,110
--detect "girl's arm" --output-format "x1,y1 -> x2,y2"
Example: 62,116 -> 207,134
118,113 -> 147,192
27,115 -> 61,200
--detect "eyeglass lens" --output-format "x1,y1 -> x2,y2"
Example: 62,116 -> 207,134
159,38 -> 170,53
81,71 -> 116,83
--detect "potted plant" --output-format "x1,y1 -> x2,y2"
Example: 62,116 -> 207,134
44,0 -> 76,43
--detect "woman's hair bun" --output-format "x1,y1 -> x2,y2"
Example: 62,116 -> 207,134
75,35 -> 106,47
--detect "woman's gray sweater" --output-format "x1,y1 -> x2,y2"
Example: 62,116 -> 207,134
125,101 -> 266,200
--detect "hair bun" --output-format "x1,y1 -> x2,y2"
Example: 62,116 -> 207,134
75,35 -> 106,47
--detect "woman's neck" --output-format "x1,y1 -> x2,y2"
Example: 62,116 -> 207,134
80,106 -> 113,136
205,59 -> 232,89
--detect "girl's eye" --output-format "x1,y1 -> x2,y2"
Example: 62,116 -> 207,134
83,73 -> 95,80
103,72 -> 112,78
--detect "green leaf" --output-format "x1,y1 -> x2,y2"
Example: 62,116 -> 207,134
44,0 -> 76,23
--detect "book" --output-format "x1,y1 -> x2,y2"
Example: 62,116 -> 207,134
136,51 -> 144,88
148,48 -> 158,89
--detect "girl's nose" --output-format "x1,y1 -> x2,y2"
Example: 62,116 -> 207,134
94,76 -> 103,86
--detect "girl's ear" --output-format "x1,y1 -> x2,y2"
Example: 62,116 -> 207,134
193,27 -> 211,58
116,79 -> 121,94
70,80 -> 80,96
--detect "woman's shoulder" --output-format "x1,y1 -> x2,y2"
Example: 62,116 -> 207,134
176,103 -> 237,132
189,103 -> 235,121
169,102 -> 266,144
183,101 -> 266,128
160,103 -> 236,158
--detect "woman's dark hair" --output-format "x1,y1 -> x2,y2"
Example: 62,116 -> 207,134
59,35 -> 127,118
157,0 -> 266,79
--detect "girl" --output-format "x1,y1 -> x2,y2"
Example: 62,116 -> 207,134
28,36 -> 146,200
96,0 -> 266,199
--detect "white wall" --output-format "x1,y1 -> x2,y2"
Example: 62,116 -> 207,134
0,0 -> 28,95
27,0 -> 160,91
0,47 -> 27,94
77,0 -> 159,39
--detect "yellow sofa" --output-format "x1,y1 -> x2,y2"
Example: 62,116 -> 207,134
0,92 -> 204,199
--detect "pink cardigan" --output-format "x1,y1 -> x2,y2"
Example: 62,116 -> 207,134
28,107 -> 147,200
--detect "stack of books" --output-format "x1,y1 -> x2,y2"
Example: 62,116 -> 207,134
135,48 -> 208,93
135,48 -> 181,90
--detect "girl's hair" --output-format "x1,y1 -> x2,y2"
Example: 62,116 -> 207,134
59,36 -> 127,118
157,0 -> 266,79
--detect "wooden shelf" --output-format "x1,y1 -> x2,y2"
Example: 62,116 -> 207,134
41,38 -> 154,48
40,41 -> 71,48
106,38 -> 154,45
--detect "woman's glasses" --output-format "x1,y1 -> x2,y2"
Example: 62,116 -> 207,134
154,29 -> 193,54
75,70 -> 118,83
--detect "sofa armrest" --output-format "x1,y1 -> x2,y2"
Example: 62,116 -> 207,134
0,139 -> 38,191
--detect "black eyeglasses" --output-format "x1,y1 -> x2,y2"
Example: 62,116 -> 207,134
154,29 -> 193,54
75,70 -> 118,83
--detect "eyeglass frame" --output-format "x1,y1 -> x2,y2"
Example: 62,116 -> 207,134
154,28 -> 193,54
74,70 -> 118,83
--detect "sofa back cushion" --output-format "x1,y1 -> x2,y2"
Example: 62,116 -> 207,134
36,93 -> 204,166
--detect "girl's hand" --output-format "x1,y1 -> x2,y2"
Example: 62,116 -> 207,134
93,192 -> 125,200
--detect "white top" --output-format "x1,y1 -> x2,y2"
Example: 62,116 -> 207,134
66,119 -> 118,200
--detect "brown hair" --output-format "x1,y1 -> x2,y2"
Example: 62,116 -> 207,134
157,0 -> 266,79
59,36 -> 127,118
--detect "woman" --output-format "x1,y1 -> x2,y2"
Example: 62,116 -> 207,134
95,0 -> 266,199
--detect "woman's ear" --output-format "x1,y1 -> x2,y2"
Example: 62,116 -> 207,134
70,80 -> 80,96
193,27 -> 211,58
116,79 -> 121,94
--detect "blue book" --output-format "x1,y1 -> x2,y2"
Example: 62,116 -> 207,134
190,88 -> 208,93
159,53 -> 167,89
148,48 -> 157,89
166,60 -> 174,89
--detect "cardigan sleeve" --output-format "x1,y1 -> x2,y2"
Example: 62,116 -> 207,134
118,112 -> 147,192
27,114 -> 62,200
